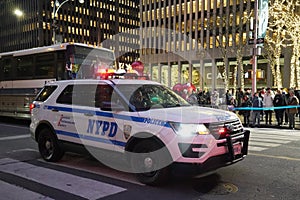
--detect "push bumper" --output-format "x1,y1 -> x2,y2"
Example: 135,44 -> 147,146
171,130 -> 250,176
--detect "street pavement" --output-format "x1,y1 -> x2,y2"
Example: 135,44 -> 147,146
1,118 -> 300,200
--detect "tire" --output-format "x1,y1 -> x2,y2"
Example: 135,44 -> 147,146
130,140 -> 171,186
38,128 -> 64,162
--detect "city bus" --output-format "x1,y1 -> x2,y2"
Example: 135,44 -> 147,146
0,42 -> 115,119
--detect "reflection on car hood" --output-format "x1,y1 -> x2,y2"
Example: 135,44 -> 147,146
139,106 -> 238,124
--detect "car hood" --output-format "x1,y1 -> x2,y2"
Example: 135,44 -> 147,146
139,106 -> 238,124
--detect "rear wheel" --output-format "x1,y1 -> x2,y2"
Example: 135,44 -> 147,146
38,128 -> 64,162
130,140 -> 171,185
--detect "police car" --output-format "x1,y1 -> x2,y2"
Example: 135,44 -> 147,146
30,78 -> 250,185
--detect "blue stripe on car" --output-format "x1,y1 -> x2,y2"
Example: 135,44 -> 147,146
56,130 -> 127,147
47,105 -> 171,128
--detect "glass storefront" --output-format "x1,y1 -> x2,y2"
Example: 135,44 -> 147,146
161,64 -> 169,86
171,63 -> 179,86
147,57 -> 276,93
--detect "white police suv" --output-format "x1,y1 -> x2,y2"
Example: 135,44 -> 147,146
30,79 -> 250,185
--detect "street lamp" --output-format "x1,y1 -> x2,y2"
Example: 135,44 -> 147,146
52,0 -> 84,44
14,9 -> 24,17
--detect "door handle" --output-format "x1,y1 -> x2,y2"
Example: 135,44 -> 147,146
51,109 -> 59,112
84,112 -> 94,116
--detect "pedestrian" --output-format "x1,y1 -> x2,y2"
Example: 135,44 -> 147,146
236,88 -> 244,107
197,89 -> 206,105
252,92 -> 263,127
273,89 -> 285,126
286,90 -> 299,129
295,89 -> 300,119
241,95 -> 252,127
65,60 -> 73,79
263,87 -> 274,125
259,87 -> 266,121
282,88 -> 289,125
225,90 -> 232,105
203,87 -> 211,105
210,90 -> 219,108
228,96 -> 237,112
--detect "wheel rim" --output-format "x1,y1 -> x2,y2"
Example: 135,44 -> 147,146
40,137 -> 54,159
137,155 -> 157,177
144,157 -> 153,169
133,147 -> 159,176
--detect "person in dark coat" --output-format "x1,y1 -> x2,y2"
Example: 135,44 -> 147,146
273,89 -> 285,126
252,92 -> 263,127
241,95 -> 252,127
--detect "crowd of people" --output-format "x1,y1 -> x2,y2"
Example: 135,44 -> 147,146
232,87 -> 300,129
173,84 -> 300,129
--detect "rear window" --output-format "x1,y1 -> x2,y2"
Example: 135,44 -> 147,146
35,86 -> 57,101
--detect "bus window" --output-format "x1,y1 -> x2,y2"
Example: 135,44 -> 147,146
35,53 -> 55,78
1,58 -> 13,81
56,51 -> 66,80
16,56 -> 34,79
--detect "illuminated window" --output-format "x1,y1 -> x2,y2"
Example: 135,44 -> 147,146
229,34 -> 233,47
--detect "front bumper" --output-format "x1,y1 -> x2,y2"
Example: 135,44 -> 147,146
172,130 -> 250,176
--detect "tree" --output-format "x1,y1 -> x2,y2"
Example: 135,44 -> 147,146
266,0 -> 300,88
283,1 -> 300,88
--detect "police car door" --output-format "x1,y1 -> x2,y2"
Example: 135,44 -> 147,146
54,83 -> 118,152
79,83 -> 123,152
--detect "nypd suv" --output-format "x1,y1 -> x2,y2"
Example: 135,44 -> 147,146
30,79 -> 250,185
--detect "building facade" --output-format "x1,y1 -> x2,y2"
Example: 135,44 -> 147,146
140,0 -> 293,92
0,0 -> 140,65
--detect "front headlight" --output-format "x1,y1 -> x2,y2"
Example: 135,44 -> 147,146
169,122 -> 210,136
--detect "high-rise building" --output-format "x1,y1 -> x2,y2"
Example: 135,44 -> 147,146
140,0 -> 293,91
0,0 -> 140,65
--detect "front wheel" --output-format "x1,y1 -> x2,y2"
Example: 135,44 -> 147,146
130,140 -> 171,185
38,128 -> 64,162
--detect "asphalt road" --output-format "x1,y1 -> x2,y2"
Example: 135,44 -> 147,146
0,118 -> 299,200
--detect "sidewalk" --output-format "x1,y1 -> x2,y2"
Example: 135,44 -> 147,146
237,113 -> 300,130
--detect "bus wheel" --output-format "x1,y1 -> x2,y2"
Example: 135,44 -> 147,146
130,140 -> 170,186
38,128 -> 64,162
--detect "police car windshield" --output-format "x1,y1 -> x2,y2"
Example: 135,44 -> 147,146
116,84 -> 190,111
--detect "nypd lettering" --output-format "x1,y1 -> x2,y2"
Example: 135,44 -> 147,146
143,118 -> 166,126
87,119 -> 117,137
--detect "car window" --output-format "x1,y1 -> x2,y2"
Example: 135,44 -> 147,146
56,84 -> 97,106
56,85 -> 73,105
117,84 -> 190,112
35,85 -> 57,102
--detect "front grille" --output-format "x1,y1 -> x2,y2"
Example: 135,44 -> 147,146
206,120 -> 244,139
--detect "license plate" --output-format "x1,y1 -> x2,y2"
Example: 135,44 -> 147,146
233,143 -> 242,155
